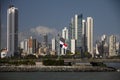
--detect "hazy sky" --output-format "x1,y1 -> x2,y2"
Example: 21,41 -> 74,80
1,0 -> 120,48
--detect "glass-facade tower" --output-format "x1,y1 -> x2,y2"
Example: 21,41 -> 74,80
7,5 -> 18,56
68,14 -> 83,54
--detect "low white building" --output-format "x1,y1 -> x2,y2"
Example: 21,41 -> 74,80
71,39 -> 76,54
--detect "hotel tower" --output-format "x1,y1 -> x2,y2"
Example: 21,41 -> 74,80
7,5 -> 18,56
87,17 -> 93,57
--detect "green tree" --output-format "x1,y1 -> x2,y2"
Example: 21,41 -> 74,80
84,52 -> 92,58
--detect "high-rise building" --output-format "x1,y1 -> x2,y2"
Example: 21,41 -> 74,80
116,42 -> 120,55
20,39 -> 28,53
32,38 -> 38,53
61,27 -> 68,55
68,14 -> 83,54
7,5 -> 18,56
52,38 -> 56,51
42,34 -> 48,47
28,36 -> 38,54
82,19 -> 87,53
68,18 -> 74,50
24,39 -> 29,53
20,41 -> 24,50
0,2 -> 1,50
62,27 -> 68,40
95,38 -> 109,58
28,36 -> 33,54
74,14 -> 83,49
109,35 -> 117,57
87,17 -> 93,57
70,18 -> 75,39
82,20 -> 86,35
20,37 -> 39,55
101,34 -> 108,58
71,39 -> 76,54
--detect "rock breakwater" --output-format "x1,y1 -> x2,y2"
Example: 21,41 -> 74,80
0,65 -> 116,72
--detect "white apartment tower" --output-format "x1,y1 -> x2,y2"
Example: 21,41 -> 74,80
62,27 -> 68,40
116,42 -> 120,55
52,38 -> 56,51
71,39 -> 76,54
7,5 -> 18,56
61,27 -> 68,55
20,39 -> 28,54
109,35 -> 117,56
87,17 -> 93,57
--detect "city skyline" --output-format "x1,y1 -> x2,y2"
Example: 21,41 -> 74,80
1,0 -> 120,48
0,4 -> 120,57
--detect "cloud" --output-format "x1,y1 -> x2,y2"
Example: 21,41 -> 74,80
18,32 -> 29,42
30,26 -> 58,35
18,26 -> 58,42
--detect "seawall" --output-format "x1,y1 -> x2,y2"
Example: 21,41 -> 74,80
0,65 -> 116,72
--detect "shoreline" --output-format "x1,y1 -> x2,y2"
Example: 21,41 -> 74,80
0,65 -> 116,72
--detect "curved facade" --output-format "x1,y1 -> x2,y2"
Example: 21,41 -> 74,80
7,5 -> 18,56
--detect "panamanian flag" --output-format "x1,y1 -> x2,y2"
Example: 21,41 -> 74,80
59,37 -> 67,49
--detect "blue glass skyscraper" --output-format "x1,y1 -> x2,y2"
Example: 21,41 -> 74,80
68,14 -> 83,54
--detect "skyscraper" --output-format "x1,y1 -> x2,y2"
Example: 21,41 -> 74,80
20,39 -> 28,54
109,35 -> 117,57
82,20 -> 86,36
32,38 -> 38,54
28,36 -> 33,54
7,5 -> 18,56
116,42 -> 120,55
62,27 -> 68,40
52,38 -> 56,51
61,27 -> 68,55
101,34 -> 108,58
87,17 -> 93,57
0,2 -> 1,50
68,18 -> 74,50
74,14 -> 83,48
69,14 -> 83,53
71,39 -> 76,54
82,19 -> 87,53
42,34 -> 48,47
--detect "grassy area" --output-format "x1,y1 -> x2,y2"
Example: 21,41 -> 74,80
42,59 -> 64,66
0,59 -> 35,66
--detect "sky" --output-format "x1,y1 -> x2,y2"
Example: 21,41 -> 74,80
1,0 -> 120,48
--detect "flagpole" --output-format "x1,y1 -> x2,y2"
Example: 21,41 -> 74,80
57,34 -> 69,59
